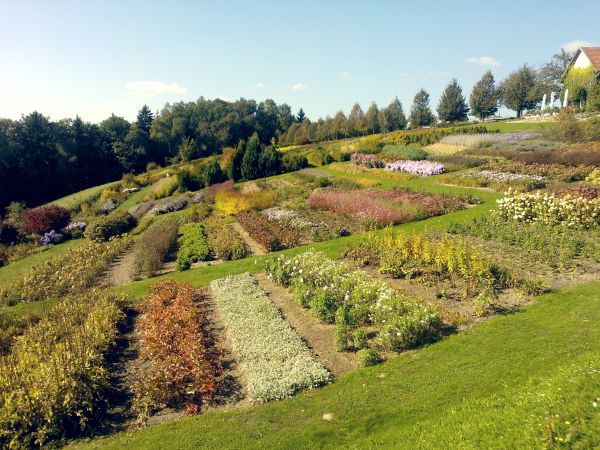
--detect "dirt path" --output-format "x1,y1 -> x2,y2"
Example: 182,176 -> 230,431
106,246 -> 137,286
231,221 -> 267,255
254,272 -> 357,377
199,288 -> 249,411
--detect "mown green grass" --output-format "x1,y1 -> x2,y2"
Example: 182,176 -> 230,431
45,180 -> 121,209
73,278 -> 600,449
0,239 -> 83,286
114,171 -> 500,299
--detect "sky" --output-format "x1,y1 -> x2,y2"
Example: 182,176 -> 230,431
1,0 -> 599,123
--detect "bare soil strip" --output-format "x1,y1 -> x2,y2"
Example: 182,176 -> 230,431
106,245 -> 137,286
254,272 -> 357,377
199,287 -> 249,411
231,221 -> 267,255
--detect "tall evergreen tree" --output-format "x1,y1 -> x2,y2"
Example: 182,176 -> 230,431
228,139 -> 245,181
259,143 -> 282,176
469,71 -> 499,121
296,108 -> 306,122
241,132 -> 261,180
382,97 -> 407,131
499,65 -> 537,117
365,102 -> 380,135
437,79 -> 469,123
409,89 -> 435,128
136,105 -> 154,133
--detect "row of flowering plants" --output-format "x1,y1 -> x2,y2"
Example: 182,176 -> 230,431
307,188 -> 463,228
132,280 -> 221,421
210,273 -> 331,402
0,236 -> 132,306
437,169 -> 547,192
265,251 -> 443,352
0,289 -> 125,448
496,192 -> 600,229
358,231 -> 500,294
385,160 -> 445,176
483,161 -> 594,183
350,153 -> 385,168
236,210 -> 300,251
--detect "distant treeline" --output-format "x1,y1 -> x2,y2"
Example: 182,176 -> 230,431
0,98 -> 298,208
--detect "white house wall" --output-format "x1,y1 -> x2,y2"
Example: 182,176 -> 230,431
573,51 -> 593,69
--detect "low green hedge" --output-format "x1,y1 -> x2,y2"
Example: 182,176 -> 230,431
176,223 -> 211,270
85,211 -> 136,241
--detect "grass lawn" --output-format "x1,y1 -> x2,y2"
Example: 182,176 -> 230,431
45,180 -> 121,209
473,120 -> 555,133
115,171 -> 500,299
0,239 -> 83,286
73,278 -> 600,449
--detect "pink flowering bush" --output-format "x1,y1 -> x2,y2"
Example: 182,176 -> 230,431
385,160 -> 445,176
308,189 -> 463,227
351,153 -> 385,168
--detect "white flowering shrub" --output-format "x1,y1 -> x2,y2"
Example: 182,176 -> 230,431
210,273 -> 331,403
265,251 -> 442,351
496,192 -> 600,229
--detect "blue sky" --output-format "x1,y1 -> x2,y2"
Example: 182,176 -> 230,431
1,0 -> 599,123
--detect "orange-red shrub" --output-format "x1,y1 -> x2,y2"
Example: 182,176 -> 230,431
134,280 -> 221,418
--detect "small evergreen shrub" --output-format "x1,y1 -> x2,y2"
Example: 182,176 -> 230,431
85,211 -> 136,241
176,223 -> 211,271
357,348 -> 383,367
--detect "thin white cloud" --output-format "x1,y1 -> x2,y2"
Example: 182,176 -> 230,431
126,80 -> 187,98
340,72 -> 352,81
560,40 -> 596,52
255,82 -> 267,89
465,56 -> 501,67
292,83 -> 308,91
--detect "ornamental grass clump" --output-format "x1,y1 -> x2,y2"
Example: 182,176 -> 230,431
0,236 -> 131,306
496,192 -> 600,229
210,273 -> 331,403
0,289 -> 125,448
265,251 -> 442,352
132,280 -> 221,420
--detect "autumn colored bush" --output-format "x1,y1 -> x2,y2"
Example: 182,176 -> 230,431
133,280 -> 221,420
0,290 -> 125,447
236,210 -> 299,251
21,205 -> 70,235
130,218 -> 179,278
205,218 -> 247,260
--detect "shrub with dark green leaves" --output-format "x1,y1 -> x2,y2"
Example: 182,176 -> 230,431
381,144 -> 428,161
282,153 -> 308,172
85,211 -> 136,241
176,223 -> 211,271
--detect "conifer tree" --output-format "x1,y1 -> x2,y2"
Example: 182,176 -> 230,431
469,71 -> 499,121
241,132 -> 261,180
409,89 -> 435,127
228,139 -> 245,181
437,79 -> 469,123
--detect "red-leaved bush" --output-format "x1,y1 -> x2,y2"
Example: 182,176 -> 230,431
21,206 -> 70,235
133,280 -> 221,419
236,211 -> 299,251
308,189 -> 463,227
